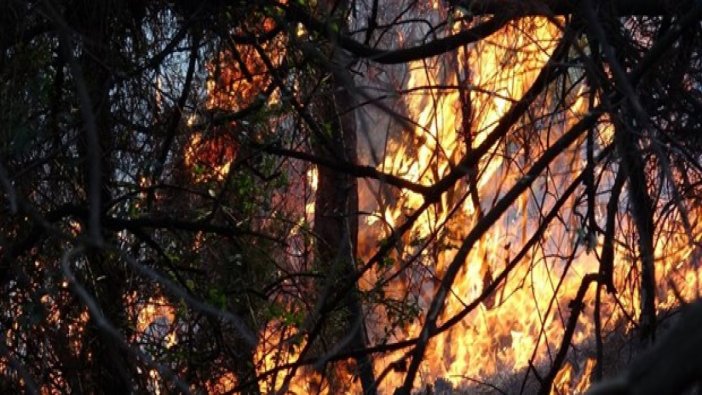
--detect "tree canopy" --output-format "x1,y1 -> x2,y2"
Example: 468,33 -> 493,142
2,0 -> 702,394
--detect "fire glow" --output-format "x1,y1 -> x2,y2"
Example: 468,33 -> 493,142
170,4 -> 702,395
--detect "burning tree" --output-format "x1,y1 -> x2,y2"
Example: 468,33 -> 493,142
2,0 -> 702,393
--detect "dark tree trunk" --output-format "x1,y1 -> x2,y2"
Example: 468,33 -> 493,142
311,4 -> 376,388
68,2 -> 133,391
615,118 -> 657,341
312,77 -> 376,394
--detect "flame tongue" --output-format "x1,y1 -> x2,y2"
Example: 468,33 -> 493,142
359,12 -> 702,393
182,5 -> 702,394
360,16 -> 576,391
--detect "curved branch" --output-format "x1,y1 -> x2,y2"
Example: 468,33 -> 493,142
285,2 -> 512,64
450,0 -> 694,16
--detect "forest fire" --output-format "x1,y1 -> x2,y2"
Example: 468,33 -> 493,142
3,1 -> 702,394
175,6 -> 702,393
162,3 -> 702,394
356,15 -> 599,393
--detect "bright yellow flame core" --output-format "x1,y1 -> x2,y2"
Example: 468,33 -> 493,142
183,9 -> 702,395
361,16 -> 702,394
367,18 -> 573,390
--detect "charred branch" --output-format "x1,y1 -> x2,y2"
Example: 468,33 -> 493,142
450,0 -> 695,16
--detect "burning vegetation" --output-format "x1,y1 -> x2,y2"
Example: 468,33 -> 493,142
2,0 -> 702,394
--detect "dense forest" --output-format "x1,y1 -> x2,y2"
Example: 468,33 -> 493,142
2,0 -> 702,394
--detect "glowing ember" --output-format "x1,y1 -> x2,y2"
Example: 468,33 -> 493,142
184,132 -> 237,182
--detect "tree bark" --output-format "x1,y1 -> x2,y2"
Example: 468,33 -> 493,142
312,68 -> 377,395
311,3 -> 376,391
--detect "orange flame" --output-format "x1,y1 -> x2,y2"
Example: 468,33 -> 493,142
193,5 -> 702,394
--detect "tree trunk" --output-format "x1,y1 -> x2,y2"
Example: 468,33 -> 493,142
311,3 -> 376,389
68,2 -> 133,391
